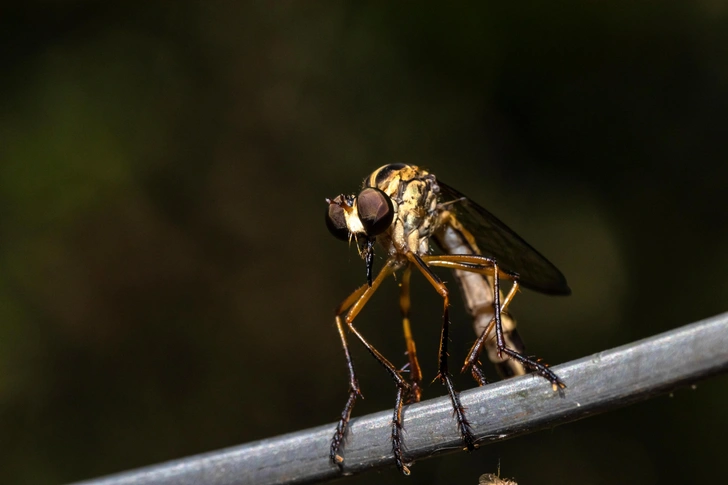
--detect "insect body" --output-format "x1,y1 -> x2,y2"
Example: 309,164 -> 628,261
325,164 -> 570,475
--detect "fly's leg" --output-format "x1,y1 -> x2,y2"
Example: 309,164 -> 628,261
407,252 -> 476,452
482,278 -> 527,379
331,285 -> 367,469
330,262 -> 409,474
462,281 -> 519,385
467,318 -> 495,386
392,381 -> 407,473
331,260 -> 413,475
399,265 -> 423,403
347,314 -> 413,475
423,254 -> 564,389
422,255 -> 507,385
491,265 -> 565,391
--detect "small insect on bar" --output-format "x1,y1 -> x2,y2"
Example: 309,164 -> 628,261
325,164 -> 570,475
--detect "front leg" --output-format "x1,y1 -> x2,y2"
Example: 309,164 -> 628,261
330,288 -> 367,468
330,264 -> 394,470
330,261 -> 414,475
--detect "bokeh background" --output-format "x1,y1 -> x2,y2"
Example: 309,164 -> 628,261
1,2 -> 727,484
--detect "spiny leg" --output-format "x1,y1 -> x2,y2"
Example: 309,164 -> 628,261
335,260 -> 415,475
331,285 -> 367,469
331,262 -> 405,471
453,261 -> 527,379
468,318 -> 495,386
491,264 -> 565,391
462,281 -> 519,385
399,265 -> 423,403
392,382 -> 409,475
423,255 -> 507,386
407,252 -> 476,452
346,313 -> 413,474
423,254 -> 563,389
482,276 -> 527,379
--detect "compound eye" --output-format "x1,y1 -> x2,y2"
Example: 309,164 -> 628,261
357,187 -> 394,236
325,200 -> 350,241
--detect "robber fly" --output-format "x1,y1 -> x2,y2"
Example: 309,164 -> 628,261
325,163 -> 570,475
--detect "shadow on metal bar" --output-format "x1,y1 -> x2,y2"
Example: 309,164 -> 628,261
71,312 -> 728,485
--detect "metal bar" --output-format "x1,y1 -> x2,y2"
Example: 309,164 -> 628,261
72,312 -> 728,485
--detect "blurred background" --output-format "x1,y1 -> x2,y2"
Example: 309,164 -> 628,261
1,2 -> 727,484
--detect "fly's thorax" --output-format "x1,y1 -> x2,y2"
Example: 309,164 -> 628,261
366,164 -> 441,255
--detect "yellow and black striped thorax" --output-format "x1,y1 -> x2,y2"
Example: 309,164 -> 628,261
365,164 -> 442,256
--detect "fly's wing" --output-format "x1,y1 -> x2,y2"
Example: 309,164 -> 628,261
435,181 -> 571,295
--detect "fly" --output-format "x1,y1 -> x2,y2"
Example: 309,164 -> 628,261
325,163 -> 570,475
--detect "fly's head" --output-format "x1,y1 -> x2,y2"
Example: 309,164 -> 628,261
325,187 -> 395,286
326,164 -> 441,285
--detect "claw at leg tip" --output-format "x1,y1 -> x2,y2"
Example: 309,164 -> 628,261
463,442 -> 478,452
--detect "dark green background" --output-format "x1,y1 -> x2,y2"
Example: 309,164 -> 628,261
1,2 -> 726,484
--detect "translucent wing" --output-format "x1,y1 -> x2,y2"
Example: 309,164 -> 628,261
434,181 -> 571,295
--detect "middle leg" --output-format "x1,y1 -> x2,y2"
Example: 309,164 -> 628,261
407,252 -> 476,452
399,265 -> 423,403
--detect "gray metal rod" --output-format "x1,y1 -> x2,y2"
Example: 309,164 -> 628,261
72,312 -> 728,485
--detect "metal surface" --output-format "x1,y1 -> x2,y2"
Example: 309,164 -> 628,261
71,312 -> 728,485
